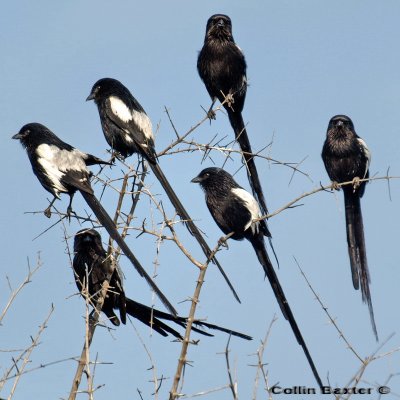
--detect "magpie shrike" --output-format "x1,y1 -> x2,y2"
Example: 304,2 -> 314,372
13,122 -> 176,316
191,167 -> 323,389
86,77 -> 240,303
322,115 -> 377,341
197,14 -> 270,222
73,228 -> 252,340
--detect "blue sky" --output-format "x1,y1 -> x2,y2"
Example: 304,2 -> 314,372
1,1 -> 400,399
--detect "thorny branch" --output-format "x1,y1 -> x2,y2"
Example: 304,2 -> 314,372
5,305 -> 54,399
169,232 -> 235,400
0,256 -> 42,325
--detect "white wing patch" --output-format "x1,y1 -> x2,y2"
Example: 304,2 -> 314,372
124,133 -> 133,143
110,96 -> 133,123
36,144 -> 89,195
132,109 -> 153,141
357,137 -> 371,177
231,187 -> 260,233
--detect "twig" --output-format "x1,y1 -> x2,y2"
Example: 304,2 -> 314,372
224,335 -> 238,399
251,316 -> 278,400
0,257 -> 42,325
7,305 -> 54,399
294,257 -> 364,363
169,232 -> 235,400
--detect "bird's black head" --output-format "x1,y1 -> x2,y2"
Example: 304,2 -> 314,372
191,167 -> 237,192
74,228 -> 103,253
327,115 -> 355,133
205,14 -> 233,42
12,122 -> 55,149
86,78 -> 127,103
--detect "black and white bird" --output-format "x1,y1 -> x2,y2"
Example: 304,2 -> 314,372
12,122 -> 176,316
321,115 -> 377,340
86,77 -> 240,302
191,167 -> 323,389
197,14 -> 270,222
73,228 -> 252,340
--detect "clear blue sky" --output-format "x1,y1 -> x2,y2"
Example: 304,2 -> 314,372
1,1 -> 400,399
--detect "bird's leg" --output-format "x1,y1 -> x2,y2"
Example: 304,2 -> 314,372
206,98 -> 217,121
44,196 -> 57,218
331,181 -> 341,191
66,193 -> 76,222
352,176 -> 361,192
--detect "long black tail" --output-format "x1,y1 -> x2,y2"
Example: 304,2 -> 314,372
150,162 -> 241,303
79,190 -> 177,317
228,110 -> 270,223
125,298 -> 252,340
251,236 -> 323,390
344,190 -> 378,341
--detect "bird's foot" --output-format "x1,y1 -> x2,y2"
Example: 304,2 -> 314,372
44,207 -> 52,218
207,109 -> 216,122
218,236 -> 229,249
66,206 -> 77,222
331,181 -> 340,191
352,177 -> 361,191
225,93 -> 235,110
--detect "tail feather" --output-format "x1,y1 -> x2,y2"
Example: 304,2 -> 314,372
79,190 -> 177,317
228,111 -> 270,221
126,298 -> 183,338
344,190 -> 378,341
126,298 -> 252,340
228,112 -> 280,266
251,236 -> 323,390
150,163 -> 241,303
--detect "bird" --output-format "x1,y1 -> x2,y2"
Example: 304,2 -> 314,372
86,77 -> 240,303
12,122 -> 176,316
191,167 -> 323,389
197,14 -> 270,223
321,114 -> 377,341
73,228 -> 252,340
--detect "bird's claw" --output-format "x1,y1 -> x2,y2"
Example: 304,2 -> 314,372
66,206 -> 77,222
226,93 -> 235,108
44,207 -> 52,218
218,236 -> 229,249
352,177 -> 361,191
207,109 -> 216,122
331,181 -> 340,191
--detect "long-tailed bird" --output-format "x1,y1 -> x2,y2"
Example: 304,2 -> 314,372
197,14 -> 270,222
73,228 -> 252,340
12,122 -> 176,316
86,77 -> 240,302
191,167 -> 323,389
321,114 -> 377,341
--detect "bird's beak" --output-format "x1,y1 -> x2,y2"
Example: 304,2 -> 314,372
191,176 -> 202,183
86,93 -> 95,101
336,121 -> 344,127
217,19 -> 225,27
12,133 -> 23,140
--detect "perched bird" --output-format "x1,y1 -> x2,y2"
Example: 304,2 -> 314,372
197,14 -> 270,222
86,77 -> 240,302
191,167 -> 323,389
73,228 -> 252,340
321,115 -> 377,340
12,122 -> 176,316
